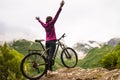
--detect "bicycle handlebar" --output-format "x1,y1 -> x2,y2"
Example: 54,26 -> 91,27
35,33 -> 66,42
57,33 -> 66,41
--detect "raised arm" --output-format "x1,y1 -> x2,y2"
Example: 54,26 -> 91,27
52,0 -> 65,23
35,17 -> 46,27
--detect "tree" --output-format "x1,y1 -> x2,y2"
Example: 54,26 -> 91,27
0,43 -> 25,80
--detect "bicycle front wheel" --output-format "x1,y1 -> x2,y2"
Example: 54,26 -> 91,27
61,47 -> 78,68
20,53 -> 47,80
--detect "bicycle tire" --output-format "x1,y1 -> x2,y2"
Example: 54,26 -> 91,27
20,53 -> 47,80
61,47 -> 78,68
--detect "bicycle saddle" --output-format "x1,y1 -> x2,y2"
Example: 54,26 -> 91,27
35,39 -> 45,42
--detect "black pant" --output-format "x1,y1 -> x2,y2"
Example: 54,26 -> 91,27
46,40 -> 56,71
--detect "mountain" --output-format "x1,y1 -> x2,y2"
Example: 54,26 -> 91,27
76,38 -> 120,69
73,37 -> 120,59
107,38 -> 120,46
73,40 -> 102,53
73,40 -> 104,59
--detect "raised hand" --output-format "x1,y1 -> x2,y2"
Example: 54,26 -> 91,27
60,0 -> 65,8
35,17 -> 40,21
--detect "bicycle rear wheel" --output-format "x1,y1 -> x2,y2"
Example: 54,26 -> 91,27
61,47 -> 78,68
20,53 -> 47,80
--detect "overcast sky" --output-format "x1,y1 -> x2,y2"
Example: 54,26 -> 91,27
0,0 -> 120,46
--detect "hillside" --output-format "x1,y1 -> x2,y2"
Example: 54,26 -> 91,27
1,38 -> 120,80
73,37 -> 120,68
9,39 -> 43,55
41,67 -> 120,80
8,38 -> 120,69
74,37 -> 120,51
77,44 -> 113,68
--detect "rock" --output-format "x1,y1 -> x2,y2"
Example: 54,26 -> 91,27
40,67 -> 120,80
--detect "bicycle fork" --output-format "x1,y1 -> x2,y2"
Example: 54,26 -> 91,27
64,49 -> 71,59
60,43 -> 71,59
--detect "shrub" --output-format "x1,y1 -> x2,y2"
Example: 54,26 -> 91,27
101,43 -> 120,70
0,43 -> 25,80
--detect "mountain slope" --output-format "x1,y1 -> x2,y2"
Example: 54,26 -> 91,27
9,39 -> 43,55
77,44 -> 113,68
108,38 -> 120,46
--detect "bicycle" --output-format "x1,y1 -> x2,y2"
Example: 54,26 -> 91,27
20,33 -> 78,80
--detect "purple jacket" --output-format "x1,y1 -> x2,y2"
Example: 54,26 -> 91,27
38,7 -> 62,41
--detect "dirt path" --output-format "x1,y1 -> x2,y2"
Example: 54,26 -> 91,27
40,67 -> 120,80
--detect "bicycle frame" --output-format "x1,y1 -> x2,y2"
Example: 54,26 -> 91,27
53,40 -> 64,59
35,33 -> 69,60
